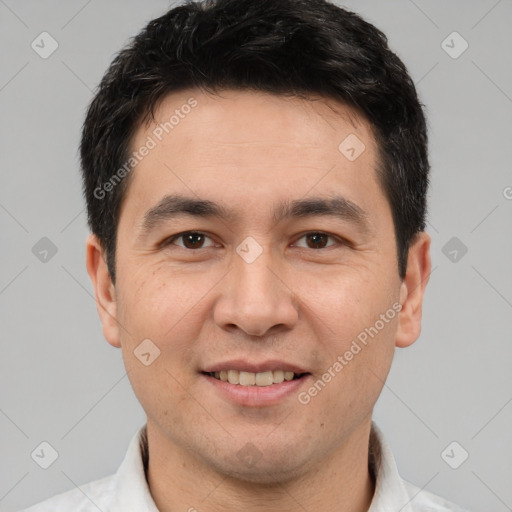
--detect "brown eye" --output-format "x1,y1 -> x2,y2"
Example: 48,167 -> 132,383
295,232 -> 337,249
182,232 -> 205,249
306,233 -> 329,249
166,231 -> 214,249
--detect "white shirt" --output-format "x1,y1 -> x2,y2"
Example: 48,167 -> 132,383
20,422 -> 470,511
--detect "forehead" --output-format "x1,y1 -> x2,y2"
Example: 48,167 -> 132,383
122,88 -> 383,226
140,88 -> 375,151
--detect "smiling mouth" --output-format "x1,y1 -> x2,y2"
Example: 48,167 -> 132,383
204,370 -> 309,387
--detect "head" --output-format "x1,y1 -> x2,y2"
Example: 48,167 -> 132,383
84,0 -> 431,484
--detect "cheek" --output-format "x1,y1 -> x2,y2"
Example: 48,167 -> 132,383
118,262 -> 205,339
115,270 -> 200,420
298,264 -> 398,339
298,268 -> 398,405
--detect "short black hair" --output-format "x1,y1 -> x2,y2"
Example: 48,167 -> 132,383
80,0 -> 429,283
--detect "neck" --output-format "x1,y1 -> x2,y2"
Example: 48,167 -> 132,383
145,420 -> 376,512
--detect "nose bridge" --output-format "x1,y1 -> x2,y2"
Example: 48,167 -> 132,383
214,238 -> 298,336
236,243 -> 279,301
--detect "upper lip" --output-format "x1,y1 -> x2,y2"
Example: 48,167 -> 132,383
202,359 -> 309,374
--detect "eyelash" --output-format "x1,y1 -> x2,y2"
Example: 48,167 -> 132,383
162,231 -> 346,250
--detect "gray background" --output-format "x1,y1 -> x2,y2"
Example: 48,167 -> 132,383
1,0 -> 511,511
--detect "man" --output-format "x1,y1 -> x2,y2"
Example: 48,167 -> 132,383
22,0 -> 470,510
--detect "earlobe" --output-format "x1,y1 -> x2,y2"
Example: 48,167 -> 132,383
85,234 -> 121,348
394,232 -> 432,348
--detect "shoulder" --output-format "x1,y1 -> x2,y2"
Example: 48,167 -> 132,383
19,473 -> 116,512
403,479 -> 471,512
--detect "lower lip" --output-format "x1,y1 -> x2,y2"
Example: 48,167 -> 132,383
202,373 -> 311,407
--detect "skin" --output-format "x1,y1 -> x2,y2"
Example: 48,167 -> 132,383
86,88 -> 431,512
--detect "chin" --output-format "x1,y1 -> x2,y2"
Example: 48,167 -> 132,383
203,446 -> 312,485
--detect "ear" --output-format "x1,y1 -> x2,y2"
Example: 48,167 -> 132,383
85,234 -> 121,348
395,231 -> 432,348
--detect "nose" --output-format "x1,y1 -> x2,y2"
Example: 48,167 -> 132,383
213,244 -> 299,338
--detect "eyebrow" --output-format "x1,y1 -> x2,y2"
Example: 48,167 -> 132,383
139,193 -> 370,235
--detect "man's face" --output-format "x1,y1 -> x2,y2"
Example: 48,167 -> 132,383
91,89 -> 421,482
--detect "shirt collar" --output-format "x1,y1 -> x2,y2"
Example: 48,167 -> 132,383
110,422 -> 416,511
367,421 -> 418,511
110,423 -> 159,512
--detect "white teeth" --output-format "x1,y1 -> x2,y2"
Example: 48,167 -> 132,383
227,369 -> 240,385
255,371 -> 274,387
239,371 -> 256,386
210,369 -> 301,386
273,370 -> 284,383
